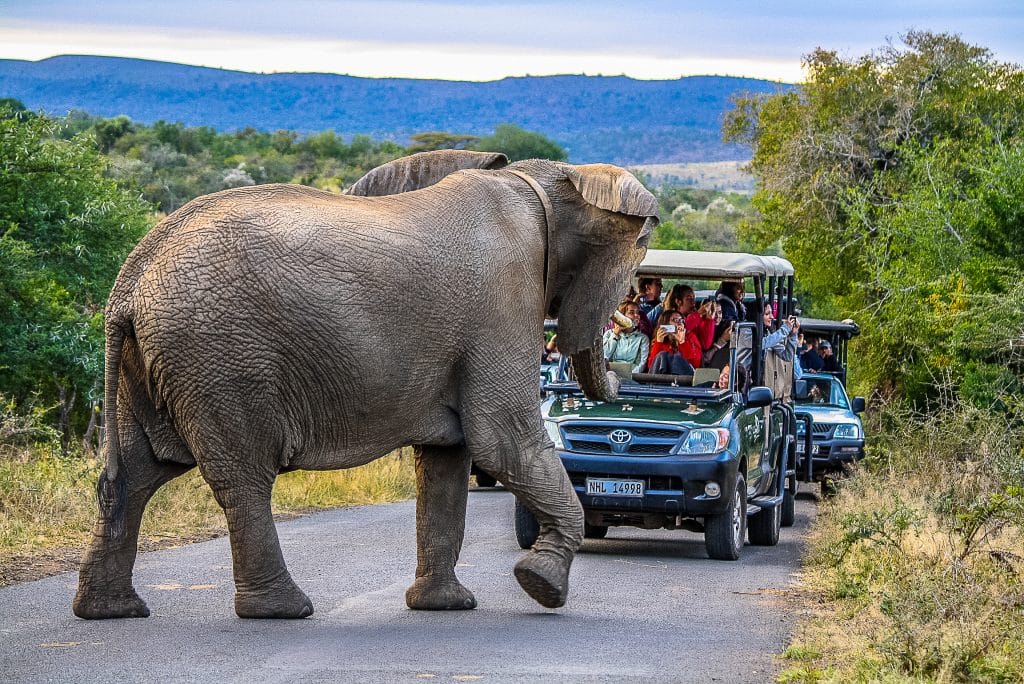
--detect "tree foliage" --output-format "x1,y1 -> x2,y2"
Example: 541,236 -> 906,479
472,123 -> 567,161
407,132 -> 479,152
0,102 -> 152,449
724,31 -> 1024,401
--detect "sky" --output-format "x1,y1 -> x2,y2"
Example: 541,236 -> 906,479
1,0 -> 1022,83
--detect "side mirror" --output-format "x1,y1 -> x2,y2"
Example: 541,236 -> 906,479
746,386 -> 774,408
852,397 -> 866,413
794,379 -> 809,400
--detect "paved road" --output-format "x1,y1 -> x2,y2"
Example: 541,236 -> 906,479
0,488 -> 815,683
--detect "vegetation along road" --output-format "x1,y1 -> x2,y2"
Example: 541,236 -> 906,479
0,487 -> 815,682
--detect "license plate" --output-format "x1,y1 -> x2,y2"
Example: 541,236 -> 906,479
586,478 -> 644,497
797,443 -> 819,455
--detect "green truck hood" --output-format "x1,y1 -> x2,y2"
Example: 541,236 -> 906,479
544,395 -> 732,427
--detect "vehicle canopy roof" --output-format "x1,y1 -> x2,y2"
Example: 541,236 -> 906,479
799,318 -> 860,339
636,249 -> 795,280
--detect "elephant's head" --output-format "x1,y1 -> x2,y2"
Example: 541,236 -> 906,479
505,159 -> 657,402
348,151 -> 658,403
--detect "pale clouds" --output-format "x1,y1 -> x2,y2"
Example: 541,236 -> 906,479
0,0 -> 1021,81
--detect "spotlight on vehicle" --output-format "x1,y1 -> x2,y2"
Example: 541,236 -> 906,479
704,482 -> 721,498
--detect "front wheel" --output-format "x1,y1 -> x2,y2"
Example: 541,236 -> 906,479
514,499 -> 540,549
704,474 -> 746,560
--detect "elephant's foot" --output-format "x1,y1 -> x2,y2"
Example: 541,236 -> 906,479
73,586 -> 150,619
514,550 -> 570,609
234,579 -> 314,619
405,575 -> 477,610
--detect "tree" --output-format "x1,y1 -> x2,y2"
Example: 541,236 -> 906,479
0,104 -> 152,451
472,124 -> 567,161
723,31 -> 1024,398
407,131 -> 479,152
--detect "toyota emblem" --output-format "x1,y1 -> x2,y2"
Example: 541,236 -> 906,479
609,429 -> 633,445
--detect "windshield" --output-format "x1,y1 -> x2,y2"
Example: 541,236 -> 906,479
795,377 -> 850,409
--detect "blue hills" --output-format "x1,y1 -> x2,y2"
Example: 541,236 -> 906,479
0,55 -> 793,165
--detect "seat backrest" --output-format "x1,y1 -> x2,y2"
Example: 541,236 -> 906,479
693,367 -> 721,387
764,353 -> 792,402
608,361 -> 634,380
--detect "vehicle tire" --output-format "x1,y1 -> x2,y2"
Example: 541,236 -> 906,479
748,501 -> 781,546
584,522 -> 608,539
514,499 -> 540,549
704,474 -> 746,560
781,475 -> 796,528
475,471 -> 497,488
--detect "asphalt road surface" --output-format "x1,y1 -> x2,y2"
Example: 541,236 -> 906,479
0,488 -> 815,683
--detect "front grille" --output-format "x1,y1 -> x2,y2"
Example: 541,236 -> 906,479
560,421 -> 685,457
811,422 -> 835,436
568,424 -> 680,439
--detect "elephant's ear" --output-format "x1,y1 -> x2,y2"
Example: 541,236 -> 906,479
346,150 -> 509,196
561,163 -> 660,244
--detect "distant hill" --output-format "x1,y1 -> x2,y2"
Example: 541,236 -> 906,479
0,55 -> 794,165
634,161 -> 754,193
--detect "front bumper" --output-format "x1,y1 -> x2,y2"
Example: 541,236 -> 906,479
558,450 -> 741,518
797,438 -> 865,474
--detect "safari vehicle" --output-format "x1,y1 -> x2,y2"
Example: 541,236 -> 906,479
793,318 -> 866,493
516,250 -> 801,560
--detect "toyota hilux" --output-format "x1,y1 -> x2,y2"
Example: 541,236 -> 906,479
515,250 -> 801,560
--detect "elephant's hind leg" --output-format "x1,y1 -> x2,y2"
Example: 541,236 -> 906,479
405,445 -> 477,610
203,470 -> 313,619
73,422 -> 193,619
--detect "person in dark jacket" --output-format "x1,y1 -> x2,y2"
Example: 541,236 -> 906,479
800,338 -> 825,372
716,281 -> 746,326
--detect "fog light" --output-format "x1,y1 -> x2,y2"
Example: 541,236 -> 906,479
704,482 -> 721,498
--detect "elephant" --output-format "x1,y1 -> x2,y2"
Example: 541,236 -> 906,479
72,149 -> 658,620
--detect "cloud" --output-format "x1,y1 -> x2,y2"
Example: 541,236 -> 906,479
1,0 -> 1021,80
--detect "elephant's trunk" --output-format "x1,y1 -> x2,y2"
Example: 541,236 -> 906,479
570,343 -> 620,403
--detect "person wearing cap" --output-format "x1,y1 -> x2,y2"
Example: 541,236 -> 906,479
819,340 -> 839,372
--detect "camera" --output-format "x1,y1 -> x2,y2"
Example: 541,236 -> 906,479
659,324 -> 676,333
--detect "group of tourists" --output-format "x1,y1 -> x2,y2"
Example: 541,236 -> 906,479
602,277 -> 738,376
602,275 -> 842,392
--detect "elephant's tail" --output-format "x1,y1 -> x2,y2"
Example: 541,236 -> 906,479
97,318 -> 129,539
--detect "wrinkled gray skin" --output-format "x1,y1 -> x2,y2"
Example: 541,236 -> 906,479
73,149 -> 657,620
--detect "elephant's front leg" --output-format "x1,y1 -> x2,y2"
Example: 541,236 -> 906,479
405,445 -> 477,610
471,420 -> 584,609
205,471 -> 313,619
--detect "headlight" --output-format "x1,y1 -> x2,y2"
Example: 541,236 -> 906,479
544,420 -> 564,449
677,428 -> 730,455
833,423 -> 862,439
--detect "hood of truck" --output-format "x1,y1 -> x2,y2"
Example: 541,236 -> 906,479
543,394 -> 732,427
793,405 -> 860,424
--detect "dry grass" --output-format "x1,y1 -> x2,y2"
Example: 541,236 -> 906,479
0,445 -> 416,586
778,401 -> 1024,683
